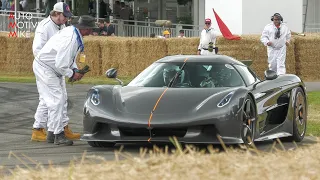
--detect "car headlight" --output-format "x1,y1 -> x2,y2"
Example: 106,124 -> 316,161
217,91 -> 234,108
90,89 -> 100,106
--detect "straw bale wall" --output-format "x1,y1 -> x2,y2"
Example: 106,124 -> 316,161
294,35 -> 320,81
0,36 -> 7,72
0,33 -> 319,81
4,38 -> 34,75
75,36 -> 102,77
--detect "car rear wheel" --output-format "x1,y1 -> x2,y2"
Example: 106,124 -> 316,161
241,95 -> 256,146
289,87 -> 307,142
88,141 -> 115,148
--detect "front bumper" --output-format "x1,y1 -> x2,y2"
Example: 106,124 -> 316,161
81,117 -> 244,145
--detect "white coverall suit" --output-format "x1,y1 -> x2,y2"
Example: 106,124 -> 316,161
33,26 -> 83,135
260,23 -> 291,75
32,16 -> 68,132
198,28 -> 217,55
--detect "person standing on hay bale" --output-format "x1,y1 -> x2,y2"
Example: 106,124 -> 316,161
32,2 -> 81,143
197,18 -> 218,55
260,13 -> 291,75
32,15 -> 95,146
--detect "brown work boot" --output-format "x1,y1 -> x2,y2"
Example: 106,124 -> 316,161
64,125 -> 81,140
31,128 -> 47,142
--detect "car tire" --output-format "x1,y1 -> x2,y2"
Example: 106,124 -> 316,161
288,87 -> 307,142
240,95 -> 257,146
88,141 -> 115,148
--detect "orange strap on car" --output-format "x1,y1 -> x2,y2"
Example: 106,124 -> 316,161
147,57 -> 189,142
147,87 -> 168,142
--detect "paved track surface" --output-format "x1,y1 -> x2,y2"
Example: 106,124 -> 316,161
0,82 -> 319,172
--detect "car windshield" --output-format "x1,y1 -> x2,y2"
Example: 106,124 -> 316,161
127,62 -> 245,88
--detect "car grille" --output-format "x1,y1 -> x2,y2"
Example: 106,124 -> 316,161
118,127 -> 188,137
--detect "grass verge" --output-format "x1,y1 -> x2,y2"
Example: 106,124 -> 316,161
0,75 -> 134,85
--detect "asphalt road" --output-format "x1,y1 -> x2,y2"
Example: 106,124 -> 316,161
0,82 -> 319,172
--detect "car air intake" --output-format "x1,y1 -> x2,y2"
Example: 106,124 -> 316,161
119,127 -> 188,137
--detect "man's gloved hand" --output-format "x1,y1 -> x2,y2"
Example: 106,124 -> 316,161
69,65 -> 90,83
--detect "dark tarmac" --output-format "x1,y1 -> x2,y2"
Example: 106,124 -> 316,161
0,82 -> 319,172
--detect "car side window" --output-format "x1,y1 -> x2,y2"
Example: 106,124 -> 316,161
234,65 -> 257,86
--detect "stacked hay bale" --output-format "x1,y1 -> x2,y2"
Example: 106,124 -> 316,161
0,34 -> 318,81
0,36 -> 7,72
294,33 -> 320,81
129,37 -> 167,75
75,36 -> 102,77
101,37 -> 167,77
0,32 -> 9,37
100,37 -> 132,77
5,37 -> 34,75
166,37 -> 199,55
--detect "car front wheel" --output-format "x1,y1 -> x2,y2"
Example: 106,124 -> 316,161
289,87 -> 307,142
241,95 -> 257,146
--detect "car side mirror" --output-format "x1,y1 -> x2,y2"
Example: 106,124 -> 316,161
106,68 -> 117,78
264,70 -> 278,80
105,68 -> 124,85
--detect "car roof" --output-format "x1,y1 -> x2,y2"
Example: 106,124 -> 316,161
155,55 -> 247,66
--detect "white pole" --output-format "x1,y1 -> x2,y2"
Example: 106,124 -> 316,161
72,0 -> 75,13
14,0 -> 17,33
109,0 -> 113,21
36,0 -> 40,14
96,0 -> 99,22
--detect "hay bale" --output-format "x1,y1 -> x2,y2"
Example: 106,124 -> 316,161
1,33 -> 317,81
100,37 -> 132,77
5,37 -> 34,75
294,35 -> 320,81
75,36 -> 102,77
100,37 -> 167,77
130,37 -> 167,75
0,32 -> 8,37
166,37 -> 199,55
0,36 -> 7,72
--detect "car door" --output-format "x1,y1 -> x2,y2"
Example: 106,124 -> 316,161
233,65 -> 286,136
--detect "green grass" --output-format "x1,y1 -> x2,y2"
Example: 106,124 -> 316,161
307,121 -> 320,136
0,75 -> 134,85
307,91 -> 320,105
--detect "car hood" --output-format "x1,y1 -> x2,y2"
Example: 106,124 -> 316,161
113,86 -> 235,115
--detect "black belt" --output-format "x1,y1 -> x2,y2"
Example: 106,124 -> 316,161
202,47 -> 216,50
202,47 -> 219,54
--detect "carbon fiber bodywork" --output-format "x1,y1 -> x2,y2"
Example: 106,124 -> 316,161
80,55 -> 307,146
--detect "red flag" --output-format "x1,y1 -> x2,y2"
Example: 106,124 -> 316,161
213,8 -> 241,40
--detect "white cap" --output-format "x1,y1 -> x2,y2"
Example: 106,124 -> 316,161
53,2 -> 73,17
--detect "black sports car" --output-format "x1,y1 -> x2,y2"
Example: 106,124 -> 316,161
81,55 -> 307,147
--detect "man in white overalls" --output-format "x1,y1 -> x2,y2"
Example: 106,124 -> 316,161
260,13 -> 291,75
197,18 -> 217,55
33,16 -> 95,145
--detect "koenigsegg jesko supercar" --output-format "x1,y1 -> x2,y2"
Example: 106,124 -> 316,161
80,55 -> 307,147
